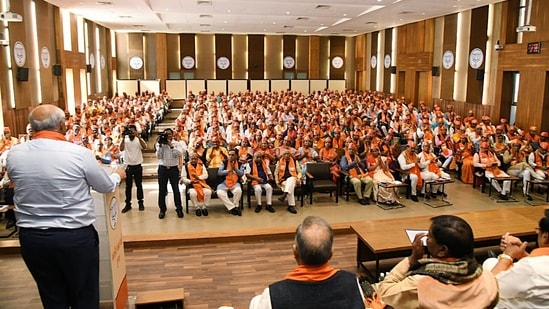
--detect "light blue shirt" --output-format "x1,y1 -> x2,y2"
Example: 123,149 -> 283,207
7,138 -> 120,229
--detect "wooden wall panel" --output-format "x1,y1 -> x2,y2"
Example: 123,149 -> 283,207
35,0 -> 56,105
116,33 -> 129,79
248,35 -> 264,80
296,36 -> 309,78
144,33 -> 157,79
329,36 -> 345,80
466,6 -> 488,104
515,71 -> 545,129
215,34 -> 231,80
440,14 -> 457,100
308,36 -> 320,79
152,33 -> 167,88
370,32 -> 378,90
128,33 -> 144,80
319,36 -> 329,79
195,34 -> 215,80
232,35 -> 247,79
383,29 -> 392,93
9,0 -> 31,109
178,33 -> 194,78
166,34 -> 180,78
283,35 -> 296,78
502,0 -> 519,44
265,35 -> 282,79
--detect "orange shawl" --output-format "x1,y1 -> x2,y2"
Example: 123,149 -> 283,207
251,159 -> 270,186
404,150 -> 423,187
225,160 -> 239,189
479,151 -> 503,176
423,151 -> 442,177
534,151 -> 549,169
345,152 -> 367,178
187,162 -> 211,202
285,263 -> 338,282
277,158 -> 297,181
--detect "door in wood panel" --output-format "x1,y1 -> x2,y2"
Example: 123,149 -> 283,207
398,71 -> 405,98
501,71 -> 517,124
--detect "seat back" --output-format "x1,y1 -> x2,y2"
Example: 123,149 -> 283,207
207,167 -> 219,188
307,162 -> 332,181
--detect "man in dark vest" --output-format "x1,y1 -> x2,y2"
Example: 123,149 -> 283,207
249,216 -> 365,309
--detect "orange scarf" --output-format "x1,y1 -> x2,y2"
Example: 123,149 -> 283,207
277,158 -> 297,181
33,130 -> 69,141
404,150 -> 423,187
423,151 -> 442,177
187,162 -> 210,202
285,263 -> 338,282
534,151 -> 549,169
345,152 -> 366,178
479,151 -> 503,176
225,160 -> 239,189
367,154 -> 392,178
251,159 -> 270,186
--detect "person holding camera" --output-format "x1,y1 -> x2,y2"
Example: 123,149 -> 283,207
120,124 -> 147,213
156,128 -> 184,219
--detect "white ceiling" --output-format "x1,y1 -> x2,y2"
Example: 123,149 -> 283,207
43,0 -> 505,35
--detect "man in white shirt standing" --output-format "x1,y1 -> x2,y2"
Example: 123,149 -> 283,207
156,128 -> 184,219
120,124 -> 147,212
7,104 -> 125,309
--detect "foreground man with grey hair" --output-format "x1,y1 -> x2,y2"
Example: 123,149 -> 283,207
7,104 -> 126,309
249,216 -> 365,309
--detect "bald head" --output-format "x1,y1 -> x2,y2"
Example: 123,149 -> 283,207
295,216 -> 333,266
29,104 -> 65,133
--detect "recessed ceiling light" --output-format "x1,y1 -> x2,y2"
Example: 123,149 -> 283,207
286,11 -> 290,14
224,21 -> 227,23
227,9 -> 231,13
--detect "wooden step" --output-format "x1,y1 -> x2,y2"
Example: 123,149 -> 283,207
134,288 -> 184,308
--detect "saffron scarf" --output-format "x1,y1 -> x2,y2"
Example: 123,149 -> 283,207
345,152 -> 366,178
225,160 -> 239,189
277,157 -> 297,182
479,151 -> 503,176
251,159 -> 270,186
33,130 -> 69,141
404,150 -> 423,187
423,151 -> 442,177
187,162 -> 210,202
285,263 -> 338,282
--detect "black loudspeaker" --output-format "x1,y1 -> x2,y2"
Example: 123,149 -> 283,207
16,67 -> 29,81
476,69 -> 485,80
53,64 -> 62,76
390,66 -> 397,74
86,64 -> 92,73
431,66 -> 440,76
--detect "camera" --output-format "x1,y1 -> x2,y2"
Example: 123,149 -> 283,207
158,132 -> 169,145
122,127 -> 133,136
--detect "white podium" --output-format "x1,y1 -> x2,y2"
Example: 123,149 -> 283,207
93,185 -> 128,309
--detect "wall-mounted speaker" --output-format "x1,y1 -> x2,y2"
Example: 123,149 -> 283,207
390,66 -> 397,74
53,64 -> 62,76
16,67 -> 29,81
476,69 -> 485,80
86,64 -> 92,73
431,66 -> 440,77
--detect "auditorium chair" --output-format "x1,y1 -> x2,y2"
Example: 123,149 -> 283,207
305,162 -> 338,204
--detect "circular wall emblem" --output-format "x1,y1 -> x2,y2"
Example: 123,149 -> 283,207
442,50 -> 454,69
469,48 -> 484,69
370,55 -> 377,69
182,56 -> 195,69
384,54 -> 391,69
13,41 -> 26,67
89,53 -> 95,69
283,56 -> 295,69
331,56 -> 344,69
217,56 -> 230,70
129,56 -> 143,70
100,55 -> 105,69
41,47 -> 50,69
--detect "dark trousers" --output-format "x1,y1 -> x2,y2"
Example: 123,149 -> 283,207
125,164 -> 144,206
19,225 -> 99,309
158,166 -> 182,211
